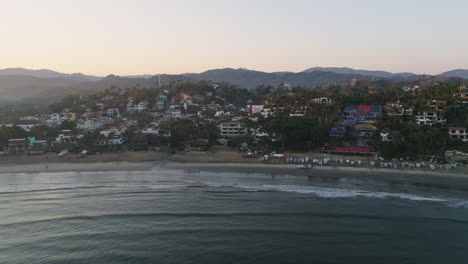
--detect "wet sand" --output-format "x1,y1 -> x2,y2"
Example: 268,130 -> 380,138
0,149 -> 467,190
162,162 -> 468,191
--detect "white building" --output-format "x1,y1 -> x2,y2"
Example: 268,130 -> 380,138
136,101 -> 149,112
312,97 -> 332,105
448,127 -> 468,142
171,109 -> 182,119
20,116 -> 39,121
380,128 -> 399,142
106,108 -> 120,117
219,122 -> 247,137
140,126 -> 160,135
96,137 -> 125,146
260,108 -> 273,118
17,123 -> 40,132
402,85 -> 419,93
290,106 -> 308,117
100,125 -> 127,137
380,128 -> 391,142
76,119 -> 106,131
55,130 -> 79,144
415,112 -> 446,126
127,99 -> 148,112
215,111 -> 231,117
47,113 -> 68,127
250,105 -> 264,114
385,101 -> 414,116
251,127 -> 269,140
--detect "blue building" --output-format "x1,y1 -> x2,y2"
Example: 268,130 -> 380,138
329,125 -> 346,137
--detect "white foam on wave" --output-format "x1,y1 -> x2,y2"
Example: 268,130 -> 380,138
235,184 -> 448,202
445,200 -> 468,209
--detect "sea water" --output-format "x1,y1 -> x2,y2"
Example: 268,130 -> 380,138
1,168 -> 468,263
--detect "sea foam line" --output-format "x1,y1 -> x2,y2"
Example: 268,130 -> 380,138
235,184 -> 448,202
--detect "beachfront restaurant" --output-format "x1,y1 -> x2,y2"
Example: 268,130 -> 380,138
7,138 -> 28,154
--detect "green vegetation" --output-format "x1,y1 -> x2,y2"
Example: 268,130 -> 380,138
0,77 -> 467,160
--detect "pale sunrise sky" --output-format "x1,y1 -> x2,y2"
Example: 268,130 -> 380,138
0,0 -> 467,76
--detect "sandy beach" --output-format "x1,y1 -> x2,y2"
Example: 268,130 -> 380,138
0,148 -> 467,190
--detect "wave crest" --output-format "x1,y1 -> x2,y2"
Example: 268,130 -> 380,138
236,184 -> 448,202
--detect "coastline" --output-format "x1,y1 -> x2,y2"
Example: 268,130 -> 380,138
162,162 -> 468,190
0,161 -> 156,174
0,150 -> 467,190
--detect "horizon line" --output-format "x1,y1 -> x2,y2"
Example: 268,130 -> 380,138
0,66 -> 466,78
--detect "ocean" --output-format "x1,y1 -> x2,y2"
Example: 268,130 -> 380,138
1,168 -> 468,263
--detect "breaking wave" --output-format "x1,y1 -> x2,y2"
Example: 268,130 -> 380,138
235,184 -> 449,202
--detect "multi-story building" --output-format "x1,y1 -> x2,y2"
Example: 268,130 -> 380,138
55,130 -> 79,144
312,97 -> 332,105
426,100 -> 447,110
127,99 -> 148,112
415,112 -> 446,126
47,113 -> 69,127
329,125 -> 346,137
380,128 -> 400,142
219,122 -> 247,137
384,101 -> 414,116
250,105 -> 264,114
290,105 -> 308,117
17,121 -> 41,132
458,86 -> 468,103
106,108 -> 120,117
100,124 -> 127,137
96,137 -> 125,146
448,127 -> 468,142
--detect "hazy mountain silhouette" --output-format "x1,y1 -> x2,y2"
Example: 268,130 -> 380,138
438,69 -> 468,79
0,68 -> 101,82
304,67 -> 415,78
0,75 -> 81,101
185,68 -> 372,89
1,66 -> 467,102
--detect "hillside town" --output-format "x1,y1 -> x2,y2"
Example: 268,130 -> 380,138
0,78 -> 467,167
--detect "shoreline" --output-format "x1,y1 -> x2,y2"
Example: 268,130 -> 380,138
0,161 -> 156,174
162,162 -> 468,190
1,157 -> 465,178
0,149 -> 467,190
0,159 -> 467,190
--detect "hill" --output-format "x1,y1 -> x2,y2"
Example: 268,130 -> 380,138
0,75 -> 81,102
438,69 -> 468,79
3,66 -> 467,103
187,68 -> 373,89
303,67 -> 415,78
0,68 -> 101,82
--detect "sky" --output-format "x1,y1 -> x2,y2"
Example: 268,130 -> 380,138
0,0 -> 467,76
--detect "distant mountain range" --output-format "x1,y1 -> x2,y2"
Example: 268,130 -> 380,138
303,67 -> 415,78
438,69 -> 468,79
184,68 -> 368,89
0,68 -> 101,82
1,67 -> 467,102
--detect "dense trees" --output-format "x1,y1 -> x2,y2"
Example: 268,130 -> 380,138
444,104 -> 468,127
0,126 -> 28,148
1,76 -> 466,159
418,81 -> 461,100
376,117 -> 450,159
128,112 -> 153,128
263,115 -> 329,151
169,120 -> 218,149
79,131 -> 102,151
